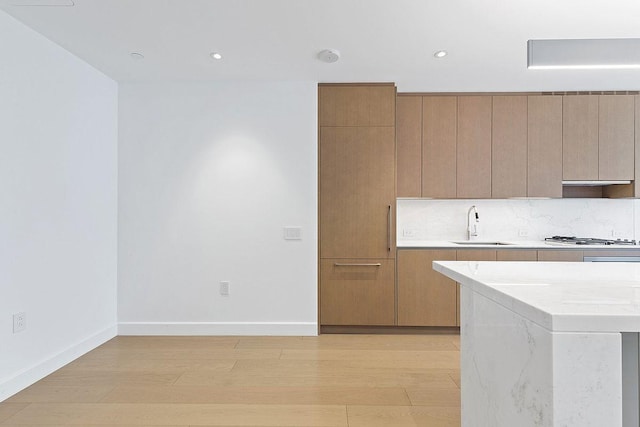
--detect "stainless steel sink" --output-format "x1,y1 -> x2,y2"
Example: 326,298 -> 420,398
450,241 -> 514,246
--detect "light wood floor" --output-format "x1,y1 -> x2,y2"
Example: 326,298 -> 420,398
1,334 -> 461,426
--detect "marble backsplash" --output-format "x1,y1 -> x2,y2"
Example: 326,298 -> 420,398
397,198 -> 640,242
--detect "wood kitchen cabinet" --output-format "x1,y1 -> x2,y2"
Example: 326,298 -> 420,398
422,96 -> 457,198
319,126 -> 395,259
636,95 -> 640,198
563,95 -> 634,181
599,95 -> 634,180
320,259 -> 395,326
457,96 -> 492,198
537,250 -> 584,262
396,95 -> 422,197
563,95 -> 599,180
397,250 -> 457,326
319,83 -> 396,327
528,96 -> 563,198
496,250 -> 538,261
492,96 -> 528,198
318,84 -> 395,127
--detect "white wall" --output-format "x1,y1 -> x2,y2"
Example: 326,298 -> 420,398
0,12 -> 118,401
118,81 -> 318,335
397,198 -> 637,243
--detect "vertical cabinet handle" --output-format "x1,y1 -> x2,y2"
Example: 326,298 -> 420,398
387,205 -> 392,252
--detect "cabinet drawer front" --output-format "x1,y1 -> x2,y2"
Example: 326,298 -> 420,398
320,259 -> 395,326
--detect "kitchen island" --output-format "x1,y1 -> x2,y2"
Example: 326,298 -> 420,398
433,261 -> 640,427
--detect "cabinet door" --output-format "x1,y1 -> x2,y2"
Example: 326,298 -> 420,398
537,250 -> 584,262
319,126 -> 395,258
320,259 -> 395,326
457,96 -> 492,198
492,96 -> 528,198
396,96 -> 422,197
397,250 -> 457,326
563,95 -> 599,180
528,96 -> 563,197
496,250 -> 538,261
599,95 -> 635,180
318,85 -> 396,127
422,96 -> 457,198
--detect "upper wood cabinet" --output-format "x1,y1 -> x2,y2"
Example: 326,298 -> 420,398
319,126 -> 396,259
599,95 -> 634,180
528,96 -> 563,198
422,96 -> 457,198
396,96 -> 422,198
492,96 -> 528,198
457,96 -> 492,198
318,84 -> 396,127
563,95 -> 634,181
563,95 -> 599,180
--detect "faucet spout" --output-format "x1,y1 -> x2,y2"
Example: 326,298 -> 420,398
467,205 -> 480,240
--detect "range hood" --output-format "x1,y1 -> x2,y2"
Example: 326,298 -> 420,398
562,180 -> 632,186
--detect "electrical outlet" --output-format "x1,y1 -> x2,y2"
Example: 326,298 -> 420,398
283,226 -> 302,240
220,281 -> 230,296
13,312 -> 26,333
402,228 -> 419,238
518,228 -> 529,237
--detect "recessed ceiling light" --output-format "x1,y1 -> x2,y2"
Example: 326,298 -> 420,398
433,50 -> 448,58
130,52 -> 145,60
210,52 -> 223,60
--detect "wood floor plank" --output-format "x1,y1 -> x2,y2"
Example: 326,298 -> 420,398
405,388 -> 461,407
3,403 -> 348,426
98,336 -> 240,350
65,358 -> 236,372
39,370 -> 183,387
174,369 -> 457,388
0,403 -> 29,423
76,349 -> 282,361
99,385 -> 410,405
231,358 -> 459,374
239,334 -> 458,351
280,349 -> 459,366
6,385 -> 114,403
346,405 -> 460,427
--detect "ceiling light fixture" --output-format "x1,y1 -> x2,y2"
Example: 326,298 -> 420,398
528,38 -> 640,70
210,52 -> 223,60
433,50 -> 448,58
130,52 -> 145,60
318,49 -> 340,63
10,0 -> 74,6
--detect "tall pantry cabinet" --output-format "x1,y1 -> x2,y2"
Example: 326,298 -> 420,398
318,84 -> 397,326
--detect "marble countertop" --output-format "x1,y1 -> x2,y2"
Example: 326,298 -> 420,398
433,261 -> 640,333
398,240 -> 640,250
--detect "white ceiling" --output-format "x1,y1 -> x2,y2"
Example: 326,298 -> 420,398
2,0 -> 640,92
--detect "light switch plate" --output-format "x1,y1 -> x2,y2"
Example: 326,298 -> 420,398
283,226 -> 302,240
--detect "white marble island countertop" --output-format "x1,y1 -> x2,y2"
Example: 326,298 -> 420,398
433,261 -> 640,333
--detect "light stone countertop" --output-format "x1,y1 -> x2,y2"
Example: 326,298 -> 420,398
398,239 -> 640,250
433,260 -> 640,333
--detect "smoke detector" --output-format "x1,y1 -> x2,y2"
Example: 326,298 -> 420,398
318,49 -> 341,63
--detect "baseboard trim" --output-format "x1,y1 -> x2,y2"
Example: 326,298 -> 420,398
118,322 -> 318,336
0,324 -> 117,402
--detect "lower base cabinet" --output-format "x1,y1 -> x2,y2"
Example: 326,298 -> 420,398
397,250 -> 457,326
320,259 -> 395,326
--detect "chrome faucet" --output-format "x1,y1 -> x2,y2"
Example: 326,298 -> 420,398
467,205 -> 480,240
